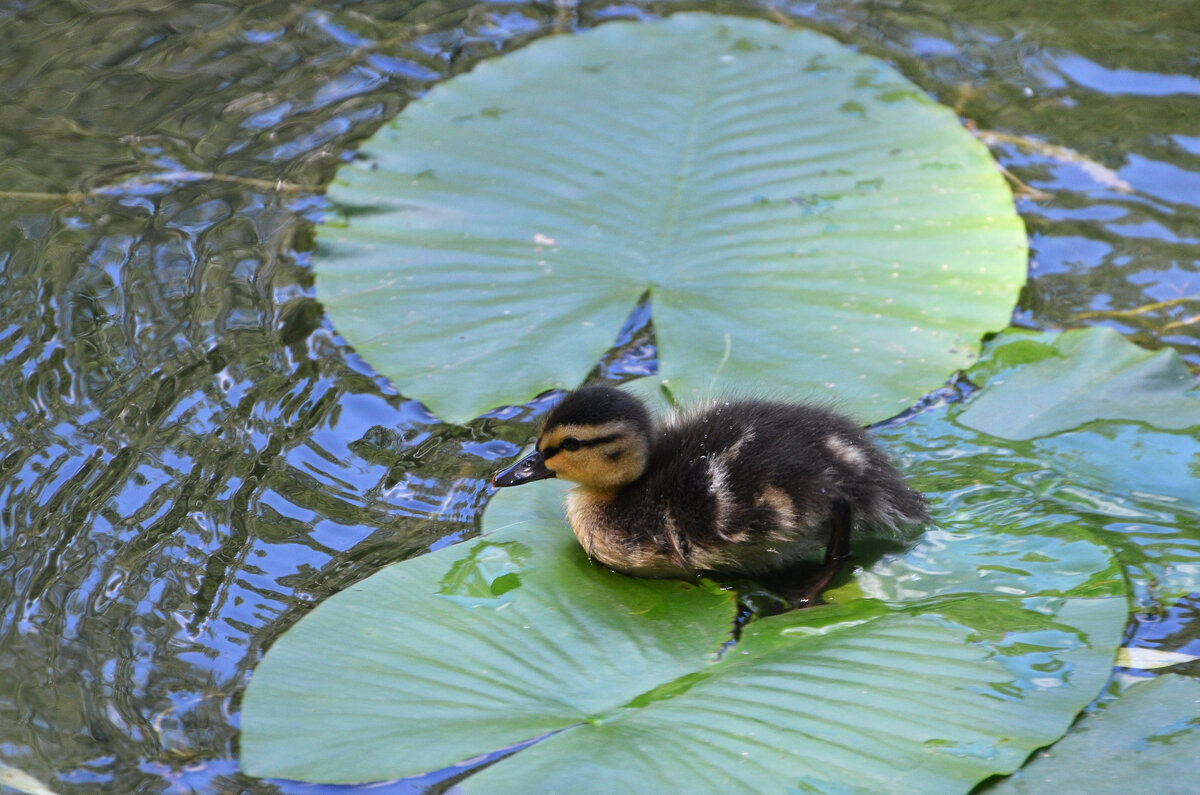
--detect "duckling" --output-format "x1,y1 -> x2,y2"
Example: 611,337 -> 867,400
492,385 -> 927,604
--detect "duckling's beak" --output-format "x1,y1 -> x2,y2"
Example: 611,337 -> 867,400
492,450 -> 556,488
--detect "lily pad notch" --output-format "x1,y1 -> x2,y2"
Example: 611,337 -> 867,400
314,12 -> 1027,425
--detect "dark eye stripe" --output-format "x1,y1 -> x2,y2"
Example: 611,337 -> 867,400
541,433 -> 620,460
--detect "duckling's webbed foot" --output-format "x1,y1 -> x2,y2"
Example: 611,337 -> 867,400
780,498 -> 853,609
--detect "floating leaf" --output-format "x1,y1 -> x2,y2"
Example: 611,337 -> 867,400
242,449 -> 1126,789
459,596 -> 1122,794
1030,426 -> 1200,602
893,419 -> 1200,607
240,479 -> 735,784
958,325 -> 1200,440
948,326 -> 1200,601
991,674 -> 1200,793
316,13 -> 1026,424
240,328 -> 1200,787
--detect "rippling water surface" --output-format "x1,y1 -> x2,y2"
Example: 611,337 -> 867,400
1,1 -> 1197,791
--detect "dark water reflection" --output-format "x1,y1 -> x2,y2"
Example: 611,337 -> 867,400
0,0 -> 1197,791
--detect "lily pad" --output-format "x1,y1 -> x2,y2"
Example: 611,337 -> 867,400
893,418 -> 1200,608
948,326 -> 1200,602
460,595 -> 1121,794
239,327 -> 1200,788
958,326 -> 1200,440
990,674 -> 1200,794
1028,426 -> 1200,603
316,12 -> 1026,424
240,478 -> 735,784
241,461 -> 1125,790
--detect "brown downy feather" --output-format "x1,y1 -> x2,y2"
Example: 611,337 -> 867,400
494,384 -> 928,579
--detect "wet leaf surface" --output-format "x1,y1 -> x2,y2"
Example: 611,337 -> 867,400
990,674 -> 1200,794
317,14 -> 1026,424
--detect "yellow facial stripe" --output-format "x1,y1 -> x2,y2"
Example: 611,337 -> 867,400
539,420 -> 633,457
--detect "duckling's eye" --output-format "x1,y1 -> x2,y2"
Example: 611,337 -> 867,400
561,437 -> 582,452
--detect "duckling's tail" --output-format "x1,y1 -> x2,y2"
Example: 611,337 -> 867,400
861,481 -> 929,535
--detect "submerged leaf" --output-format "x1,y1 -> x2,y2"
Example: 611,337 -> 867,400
1029,426 -> 1200,602
949,326 -> 1200,602
992,674 -> 1200,793
316,13 -> 1026,424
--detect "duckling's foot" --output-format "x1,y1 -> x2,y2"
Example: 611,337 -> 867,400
785,565 -> 842,608
780,499 -> 853,609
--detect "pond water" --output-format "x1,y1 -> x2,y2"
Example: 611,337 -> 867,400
1,0 -> 1197,792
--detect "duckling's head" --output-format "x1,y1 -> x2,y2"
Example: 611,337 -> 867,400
492,385 -> 652,491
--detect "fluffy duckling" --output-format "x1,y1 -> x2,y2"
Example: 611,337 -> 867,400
493,385 -> 927,602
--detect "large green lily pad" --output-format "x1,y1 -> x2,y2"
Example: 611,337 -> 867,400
241,473 -> 1124,790
240,480 -> 735,784
241,327 -> 1200,788
316,12 -> 1026,424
